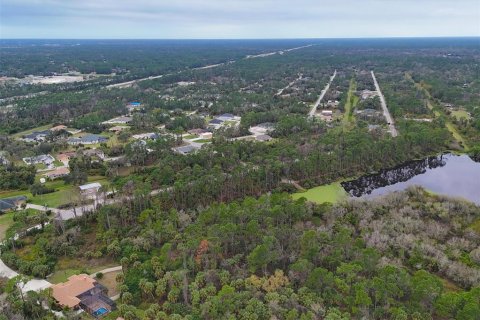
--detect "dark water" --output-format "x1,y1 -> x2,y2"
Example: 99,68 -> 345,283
341,154 -> 480,205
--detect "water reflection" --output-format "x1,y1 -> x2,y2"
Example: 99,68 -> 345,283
342,154 -> 480,205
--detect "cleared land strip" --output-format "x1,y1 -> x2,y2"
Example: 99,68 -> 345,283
406,73 -> 468,150
342,78 -> 358,128
308,70 -> 337,117
371,71 -> 398,137
108,44 -> 314,89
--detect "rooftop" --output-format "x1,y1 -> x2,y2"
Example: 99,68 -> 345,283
51,274 -> 96,308
79,182 -> 102,191
0,196 -> 27,212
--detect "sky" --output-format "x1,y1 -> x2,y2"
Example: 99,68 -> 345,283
1,0 -> 479,39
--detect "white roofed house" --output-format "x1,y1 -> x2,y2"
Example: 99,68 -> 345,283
67,135 -> 108,145
43,167 -> 70,180
216,113 -> 236,121
79,182 -> 102,197
102,116 -> 133,125
23,154 -> 55,166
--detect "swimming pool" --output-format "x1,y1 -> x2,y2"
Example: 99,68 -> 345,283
93,307 -> 108,317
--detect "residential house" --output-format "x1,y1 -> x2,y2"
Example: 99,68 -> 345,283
57,152 -> 76,165
51,274 -> 116,317
249,123 -> 274,136
83,149 -> 105,160
360,90 -> 377,100
0,196 -> 27,213
23,154 -> 55,166
50,125 -> 67,132
44,167 -> 70,180
127,102 -> 142,114
68,135 -> 108,145
21,130 -> 50,143
132,132 -> 160,140
208,118 -> 224,130
188,128 -> 209,136
102,116 -> 132,125
109,126 -> 129,134
216,113 -> 236,121
199,132 -> 213,140
173,144 -> 201,155
79,182 -> 102,196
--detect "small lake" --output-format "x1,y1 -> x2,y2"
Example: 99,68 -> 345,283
341,154 -> 480,205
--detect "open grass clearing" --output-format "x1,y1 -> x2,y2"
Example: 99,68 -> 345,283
11,124 -> 52,138
292,181 -> 348,204
0,211 -> 14,241
342,78 -> 358,129
1,176 -> 108,208
48,257 -> 118,284
451,109 -> 471,120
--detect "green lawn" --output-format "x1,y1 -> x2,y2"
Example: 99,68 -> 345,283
0,208 -> 42,241
11,124 -> 52,139
1,176 -> 108,209
48,257 -> 118,284
292,181 -> 348,204
0,212 -> 14,241
30,176 -> 107,208
451,109 -> 471,120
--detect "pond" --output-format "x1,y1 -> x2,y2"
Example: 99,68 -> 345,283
341,154 -> 480,205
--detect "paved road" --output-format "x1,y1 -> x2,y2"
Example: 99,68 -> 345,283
371,71 -> 398,137
107,45 -> 313,89
308,70 -> 337,117
276,74 -> 303,96
1,237 -> 52,293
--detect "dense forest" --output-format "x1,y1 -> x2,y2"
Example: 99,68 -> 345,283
2,188 -> 479,319
1,38 -> 479,320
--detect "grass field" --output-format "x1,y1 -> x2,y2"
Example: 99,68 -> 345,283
48,257 -> 118,283
11,124 -> 52,138
0,212 -> 14,241
0,208 -> 42,241
451,109 -> 471,120
1,176 -> 108,208
342,78 -> 358,129
292,181 -> 348,204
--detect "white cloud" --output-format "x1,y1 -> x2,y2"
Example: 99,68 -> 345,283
1,0 -> 479,38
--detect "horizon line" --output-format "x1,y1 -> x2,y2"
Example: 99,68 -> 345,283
1,36 -> 480,41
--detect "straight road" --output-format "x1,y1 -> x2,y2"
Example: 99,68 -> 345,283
107,45 -> 313,89
371,71 -> 398,137
308,70 -> 337,117
275,74 -> 303,96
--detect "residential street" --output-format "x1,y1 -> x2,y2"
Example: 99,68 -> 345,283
308,70 -> 337,117
371,71 -> 398,137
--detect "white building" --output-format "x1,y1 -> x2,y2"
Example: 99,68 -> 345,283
79,182 -> 102,196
